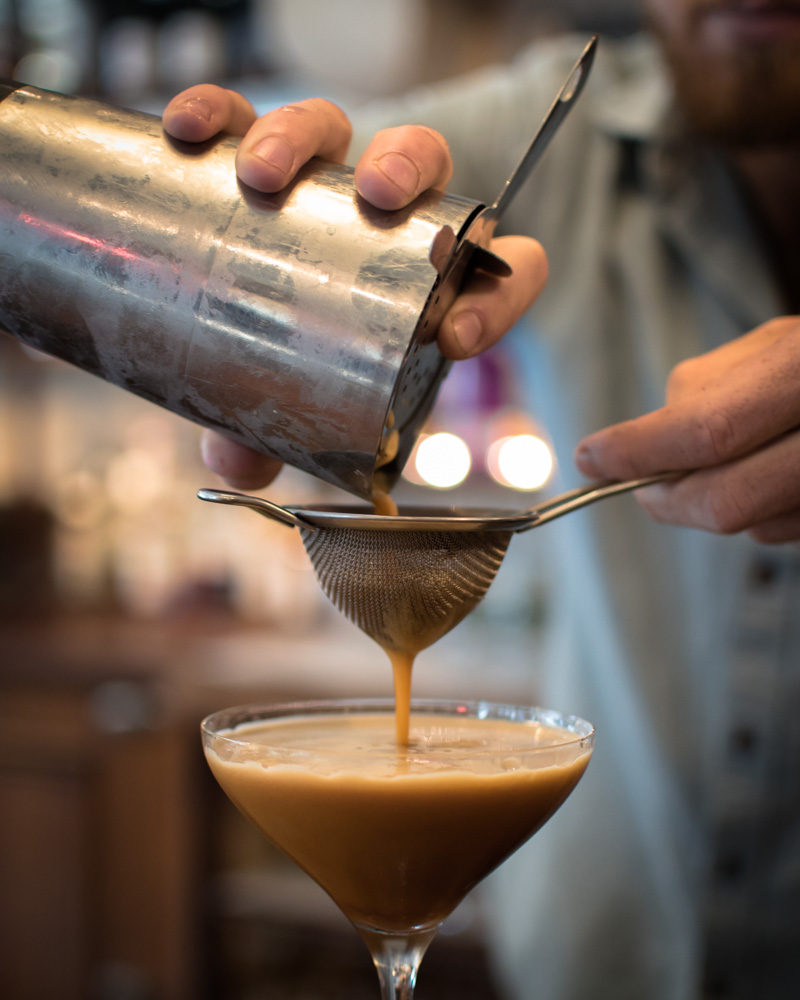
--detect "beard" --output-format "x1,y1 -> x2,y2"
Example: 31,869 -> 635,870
647,8 -> 800,147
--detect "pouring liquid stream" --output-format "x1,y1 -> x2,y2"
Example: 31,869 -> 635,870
372,414 -> 421,747
368,485 -> 419,747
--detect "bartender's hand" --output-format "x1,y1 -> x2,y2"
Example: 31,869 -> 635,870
574,316 -> 800,543
163,87 -> 548,489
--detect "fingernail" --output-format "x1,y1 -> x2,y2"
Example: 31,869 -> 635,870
252,135 -> 294,174
180,97 -> 212,121
374,151 -> 421,198
200,432 -> 224,475
574,442 -> 601,476
452,311 -> 483,357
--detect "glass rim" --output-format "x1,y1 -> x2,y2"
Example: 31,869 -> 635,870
201,697 -> 595,752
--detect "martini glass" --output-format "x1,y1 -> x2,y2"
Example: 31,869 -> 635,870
201,698 -> 594,999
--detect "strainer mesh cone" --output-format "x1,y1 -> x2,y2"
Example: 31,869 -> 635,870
299,526 -> 513,655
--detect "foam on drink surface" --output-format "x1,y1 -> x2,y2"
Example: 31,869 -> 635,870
211,713 -> 585,775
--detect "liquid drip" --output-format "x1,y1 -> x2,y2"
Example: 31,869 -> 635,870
371,489 -> 399,517
389,650 -> 414,746
369,486 -> 420,747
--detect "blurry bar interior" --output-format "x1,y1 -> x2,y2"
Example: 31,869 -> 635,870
0,2 -> 638,998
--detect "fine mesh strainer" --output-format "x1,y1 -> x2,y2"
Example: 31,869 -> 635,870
301,521 -> 513,654
198,475 -> 672,655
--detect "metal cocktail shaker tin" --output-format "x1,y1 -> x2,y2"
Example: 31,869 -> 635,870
0,79 -> 482,500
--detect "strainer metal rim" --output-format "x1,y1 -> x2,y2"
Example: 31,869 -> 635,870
284,504 -> 534,532
199,472 -> 676,535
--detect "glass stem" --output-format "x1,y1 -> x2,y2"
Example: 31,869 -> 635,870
359,927 -> 438,1000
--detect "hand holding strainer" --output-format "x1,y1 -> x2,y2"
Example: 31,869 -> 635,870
198,474 -> 673,655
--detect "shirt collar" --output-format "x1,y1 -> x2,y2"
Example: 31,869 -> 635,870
589,36 -> 673,143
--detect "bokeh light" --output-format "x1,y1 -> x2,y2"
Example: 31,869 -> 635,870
487,434 -> 553,490
413,432 -> 471,489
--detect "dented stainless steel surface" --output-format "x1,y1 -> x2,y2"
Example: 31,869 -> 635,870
0,82 -> 480,498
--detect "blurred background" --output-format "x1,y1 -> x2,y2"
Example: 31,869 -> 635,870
0,2 -> 638,998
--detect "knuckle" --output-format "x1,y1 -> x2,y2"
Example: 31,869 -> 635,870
416,124 -> 450,152
274,102 -> 316,123
635,491 -> 672,525
691,408 -> 740,464
312,98 -> 352,128
392,123 -> 447,145
702,484 -> 754,534
272,99 -> 343,126
763,315 -> 800,337
666,356 -> 702,397
266,100 -> 351,154
420,126 -> 452,174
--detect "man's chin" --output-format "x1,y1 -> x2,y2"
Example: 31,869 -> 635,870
654,31 -> 800,146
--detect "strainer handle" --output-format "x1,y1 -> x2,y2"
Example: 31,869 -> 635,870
196,488 -> 316,530
517,472 -> 680,531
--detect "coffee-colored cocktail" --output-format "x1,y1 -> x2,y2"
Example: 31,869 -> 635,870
202,698 -> 593,998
